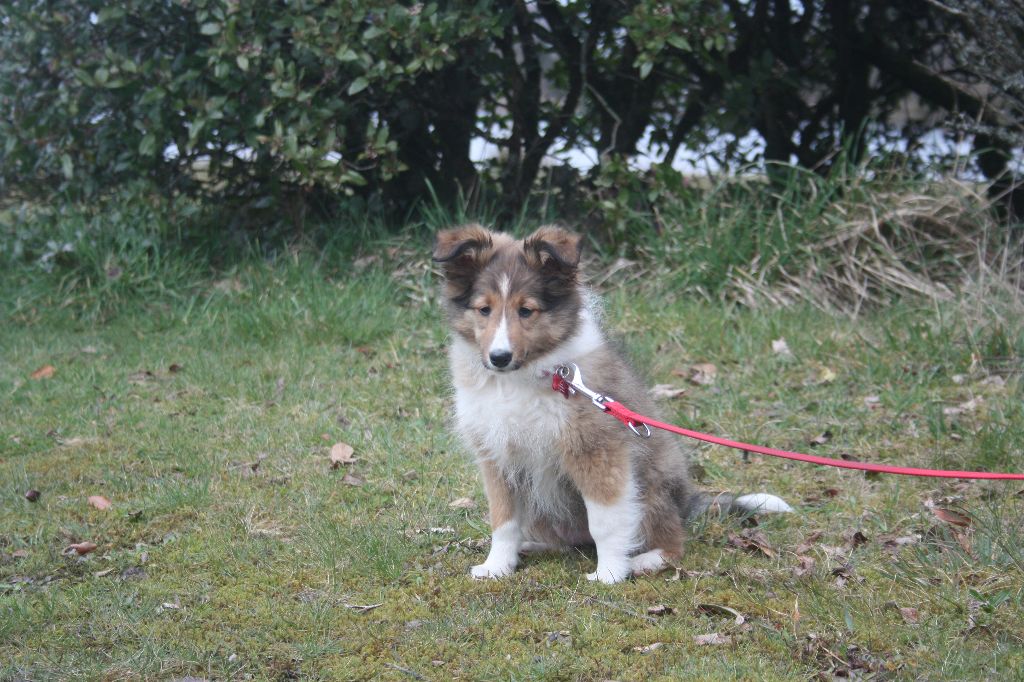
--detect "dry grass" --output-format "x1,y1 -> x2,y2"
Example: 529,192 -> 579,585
727,177 -> 1022,313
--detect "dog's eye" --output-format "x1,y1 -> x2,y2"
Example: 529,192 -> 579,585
518,307 -> 534,319
479,306 -> 491,317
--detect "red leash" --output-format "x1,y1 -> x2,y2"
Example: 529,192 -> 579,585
552,364 -> 1024,481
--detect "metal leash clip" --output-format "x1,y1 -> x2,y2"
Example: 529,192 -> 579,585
553,363 -> 652,438
554,363 -> 611,411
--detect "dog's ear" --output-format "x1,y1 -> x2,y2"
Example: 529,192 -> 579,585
432,224 -> 494,304
524,225 -> 582,276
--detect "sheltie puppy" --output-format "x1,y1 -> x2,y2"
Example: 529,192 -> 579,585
433,224 -> 791,583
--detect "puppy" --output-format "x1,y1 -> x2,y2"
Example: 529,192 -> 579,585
433,224 -> 790,583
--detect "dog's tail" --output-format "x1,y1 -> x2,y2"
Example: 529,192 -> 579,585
687,491 -> 793,520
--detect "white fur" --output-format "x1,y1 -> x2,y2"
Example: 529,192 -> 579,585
471,520 -> 522,578
631,548 -> 669,575
488,313 -> 511,360
583,473 -> 642,583
733,493 -> 793,513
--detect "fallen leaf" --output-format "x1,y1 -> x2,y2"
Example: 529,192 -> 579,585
694,633 -> 731,646
647,604 -> 674,616
793,555 -> 816,578
847,530 -> 869,548
899,607 -> 920,624
94,567 -> 116,578
728,529 -> 775,558
832,563 -> 856,587
795,530 -> 824,554
632,642 -> 663,654
880,534 -> 918,552
809,430 -> 833,447
31,365 -> 55,380
341,473 -> 365,487
11,549 -> 29,559
342,602 -> 383,613
24,489 -> 41,502
931,507 -> 971,527
650,384 -> 686,399
66,541 -> 98,556
168,363 -> 183,373
545,630 -> 572,647
88,495 -> 112,511
816,366 -> 837,384
687,362 -> 717,386
329,442 -> 357,468
863,395 -> 881,408
771,338 -> 793,358
213,278 -> 244,293
81,346 -> 98,354
449,497 -> 476,509
943,397 -> 983,416
697,603 -> 745,625
128,370 -> 156,383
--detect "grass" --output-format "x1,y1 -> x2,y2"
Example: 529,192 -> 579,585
2,191 -> 1024,680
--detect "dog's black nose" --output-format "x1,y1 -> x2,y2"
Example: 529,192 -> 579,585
489,350 -> 513,368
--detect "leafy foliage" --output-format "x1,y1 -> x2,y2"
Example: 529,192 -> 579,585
1,1 -> 1021,220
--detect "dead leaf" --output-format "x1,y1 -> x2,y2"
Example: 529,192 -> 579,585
899,607 -> 920,624
771,338 -> 793,358
94,567 -> 116,578
342,602 -> 383,613
931,507 -> 971,527
650,384 -> 686,399
809,430 -> 833,447
544,630 -> 572,647
880,534 -> 919,552
31,365 -> 56,380
793,555 -> 816,579
168,363 -> 183,373
128,370 -> 156,383
213,278 -> 244,293
796,530 -> 824,554
943,397 -> 983,416
449,497 -> 476,509
341,473 -> 365,487
81,346 -> 98,354
647,604 -> 675,616
24,489 -> 41,502
66,541 -> 98,556
693,633 -> 731,646
697,603 -> 745,625
11,549 -> 29,559
88,495 -> 112,511
728,529 -> 775,558
832,563 -> 857,587
687,362 -> 717,386
863,395 -> 881,408
632,642 -> 663,654
847,530 -> 869,548
816,366 -> 837,384
329,442 -> 357,468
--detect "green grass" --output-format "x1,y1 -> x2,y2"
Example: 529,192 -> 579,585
2,204 -> 1024,680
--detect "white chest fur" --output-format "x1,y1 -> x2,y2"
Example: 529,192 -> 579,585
448,304 -> 605,472
450,339 -> 570,465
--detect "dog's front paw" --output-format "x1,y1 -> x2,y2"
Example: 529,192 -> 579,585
586,561 -> 632,584
470,561 -> 516,579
